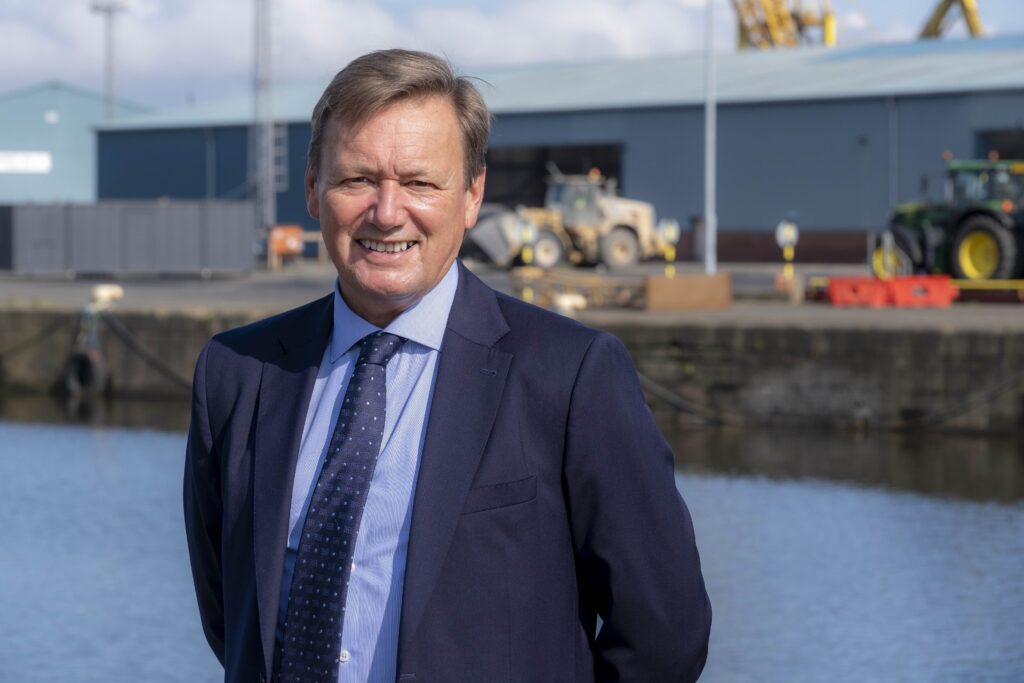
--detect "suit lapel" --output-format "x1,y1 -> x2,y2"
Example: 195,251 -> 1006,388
398,264 -> 512,658
253,294 -> 332,677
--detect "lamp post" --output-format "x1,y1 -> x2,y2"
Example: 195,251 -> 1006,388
252,0 -> 276,232
703,0 -> 718,275
90,1 -> 127,121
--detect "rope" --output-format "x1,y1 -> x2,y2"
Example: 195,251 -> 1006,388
636,372 -> 730,426
637,364 -> 1024,432
0,318 -> 69,359
888,366 -> 1024,431
99,312 -> 193,392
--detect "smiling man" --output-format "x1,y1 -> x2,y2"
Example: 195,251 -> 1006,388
184,49 -> 710,683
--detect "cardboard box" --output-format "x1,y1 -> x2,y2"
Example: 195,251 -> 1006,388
645,273 -> 732,310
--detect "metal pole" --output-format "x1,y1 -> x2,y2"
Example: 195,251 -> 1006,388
253,0 -> 276,231
703,0 -> 718,275
91,1 -> 126,121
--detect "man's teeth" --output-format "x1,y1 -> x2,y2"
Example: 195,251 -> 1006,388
359,240 -> 415,253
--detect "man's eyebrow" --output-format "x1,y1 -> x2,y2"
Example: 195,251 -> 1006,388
399,167 -> 433,179
329,161 -> 374,177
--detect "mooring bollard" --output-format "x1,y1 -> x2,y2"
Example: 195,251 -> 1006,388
59,284 -> 124,398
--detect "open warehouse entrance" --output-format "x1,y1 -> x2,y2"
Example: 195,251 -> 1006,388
483,144 -> 621,208
977,130 -> 1024,160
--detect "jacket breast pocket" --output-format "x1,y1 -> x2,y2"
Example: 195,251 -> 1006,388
461,475 -> 537,515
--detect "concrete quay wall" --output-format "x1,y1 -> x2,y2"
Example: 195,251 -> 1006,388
1,305 -> 1022,433
594,318 -> 1024,433
0,307 -> 252,398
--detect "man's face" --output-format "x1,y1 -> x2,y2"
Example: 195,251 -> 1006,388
306,95 -> 486,327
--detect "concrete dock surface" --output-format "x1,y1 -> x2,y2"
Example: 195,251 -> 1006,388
2,260 -> 1022,333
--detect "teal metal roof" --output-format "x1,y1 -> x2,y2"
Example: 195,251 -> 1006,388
103,35 -> 1024,132
0,82 -> 148,202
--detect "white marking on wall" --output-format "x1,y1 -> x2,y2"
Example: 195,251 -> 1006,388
0,151 -> 53,174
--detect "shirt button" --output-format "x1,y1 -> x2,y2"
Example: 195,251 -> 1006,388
339,649 -> 351,663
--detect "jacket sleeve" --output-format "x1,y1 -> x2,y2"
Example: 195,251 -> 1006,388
183,342 -> 226,665
564,332 -> 711,682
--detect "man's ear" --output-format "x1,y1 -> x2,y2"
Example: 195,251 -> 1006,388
464,166 -> 487,229
305,165 -> 320,220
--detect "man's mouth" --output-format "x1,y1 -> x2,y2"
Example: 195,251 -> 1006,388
358,239 -> 417,254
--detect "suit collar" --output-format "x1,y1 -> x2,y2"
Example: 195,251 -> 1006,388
446,260 -> 511,346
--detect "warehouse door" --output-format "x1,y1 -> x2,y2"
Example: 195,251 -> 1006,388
484,144 -> 621,208
977,131 -> 1024,160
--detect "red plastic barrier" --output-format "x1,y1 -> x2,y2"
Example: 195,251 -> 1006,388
827,275 -> 959,308
827,277 -> 889,308
886,275 -> 958,308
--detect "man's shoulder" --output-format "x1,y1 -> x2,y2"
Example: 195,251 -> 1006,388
492,290 -> 599,344
488,289 -> 632,378
207,293 -> 333,360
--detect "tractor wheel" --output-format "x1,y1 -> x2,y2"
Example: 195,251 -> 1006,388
951,215 -> 1019,280
870,233 -> 919,278
532,231 -> 565,269
600,227 -> 640,270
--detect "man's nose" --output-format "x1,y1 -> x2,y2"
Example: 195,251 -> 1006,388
368,181 -> 406,230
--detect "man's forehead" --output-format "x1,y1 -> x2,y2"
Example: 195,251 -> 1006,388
328,94 -> 455,137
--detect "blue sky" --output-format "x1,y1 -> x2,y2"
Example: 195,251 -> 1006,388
1,0 -> 1021,108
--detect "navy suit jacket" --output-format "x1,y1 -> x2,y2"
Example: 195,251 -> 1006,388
184,262 -> 711,682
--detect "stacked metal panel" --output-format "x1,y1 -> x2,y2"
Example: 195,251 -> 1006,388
0,200 -> 256,276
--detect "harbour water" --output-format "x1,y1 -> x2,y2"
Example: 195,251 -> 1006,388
1,400 -> 1022,682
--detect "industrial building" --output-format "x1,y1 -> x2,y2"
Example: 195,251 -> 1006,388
0,82 -> 147,203
96,36 -> 1024,262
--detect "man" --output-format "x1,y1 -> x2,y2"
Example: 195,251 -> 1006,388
184,49 -> 710,683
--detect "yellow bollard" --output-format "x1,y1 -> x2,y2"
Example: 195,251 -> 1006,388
520,223 -> 537,303
782,244 -> 795,282
664,244 -> 677,278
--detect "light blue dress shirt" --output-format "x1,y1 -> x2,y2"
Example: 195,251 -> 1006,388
276,262 -> 458,682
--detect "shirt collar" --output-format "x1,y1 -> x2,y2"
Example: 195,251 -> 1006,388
330,260 -> 459,362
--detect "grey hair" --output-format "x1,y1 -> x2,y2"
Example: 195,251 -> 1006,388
307,49 -> 491,188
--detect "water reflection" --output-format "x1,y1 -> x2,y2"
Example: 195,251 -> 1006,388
681,470 -> 1024,683
0,393 -> 190,432
665,426 -> 1024,504
2,396 -> 1022,503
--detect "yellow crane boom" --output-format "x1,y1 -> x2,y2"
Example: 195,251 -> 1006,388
732,0 -> 836,50
920,0 -> 984,39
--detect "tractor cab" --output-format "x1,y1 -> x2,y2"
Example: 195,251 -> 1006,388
948,160 -> 1024,213
544,168 -> 614,229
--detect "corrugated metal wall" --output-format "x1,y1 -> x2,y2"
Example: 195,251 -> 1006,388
96,90 -> 1024,253
0,201 -> 256,275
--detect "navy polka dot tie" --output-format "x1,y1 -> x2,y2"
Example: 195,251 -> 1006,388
276,331 -> 406,683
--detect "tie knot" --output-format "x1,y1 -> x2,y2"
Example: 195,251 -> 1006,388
357,331 -> 406,367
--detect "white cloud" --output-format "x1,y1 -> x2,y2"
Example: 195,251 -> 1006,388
841,10 -> 870,31
0,0 -> 735,107
18,0 -> 1024,109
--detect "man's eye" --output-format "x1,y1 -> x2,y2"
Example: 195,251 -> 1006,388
342,177 -> 371,186
407,180 -> 433,189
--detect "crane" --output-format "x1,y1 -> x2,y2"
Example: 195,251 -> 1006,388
732,1 -> 837,50
732,0 -> 985,51
919,0 -> 984,39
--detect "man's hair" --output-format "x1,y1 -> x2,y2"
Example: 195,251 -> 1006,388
307,49 -> 491,188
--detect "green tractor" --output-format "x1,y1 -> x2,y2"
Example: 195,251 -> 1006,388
872,159 -> 1024,280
